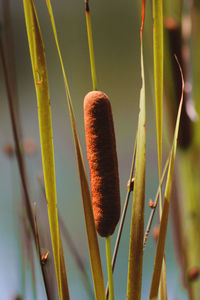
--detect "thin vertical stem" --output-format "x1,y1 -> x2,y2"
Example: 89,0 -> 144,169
106,237 -> 114,300
153,0 -> 167,297
85,0 -> 98,90
106,139 -> 137,299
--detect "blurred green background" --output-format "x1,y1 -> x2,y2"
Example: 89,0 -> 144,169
0,0 -> 187,299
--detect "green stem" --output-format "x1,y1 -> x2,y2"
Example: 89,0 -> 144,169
85,0 -> 98,90
106,138 -> 137,299
106,237 -> 114,300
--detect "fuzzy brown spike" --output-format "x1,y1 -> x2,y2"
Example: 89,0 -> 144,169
164,17 -> 193,149
84,91 -> 120,237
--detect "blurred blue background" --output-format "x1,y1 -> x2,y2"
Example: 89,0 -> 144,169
0,0 -> 187,299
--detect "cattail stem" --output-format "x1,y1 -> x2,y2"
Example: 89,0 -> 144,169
85,0 -> 98,90
106,139 -> 137,299
106,237 -> 114,300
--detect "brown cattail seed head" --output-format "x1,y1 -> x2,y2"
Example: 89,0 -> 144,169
84,91 -> 120,237
187,267 -> 199,282
148,199 -> 155,209
164,16 -> 193,149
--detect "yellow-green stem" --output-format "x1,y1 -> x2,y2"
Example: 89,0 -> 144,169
106,237 -> 114,300
153,0 -> 168,298
153,0 -> 163,215
85,6 -> 97,90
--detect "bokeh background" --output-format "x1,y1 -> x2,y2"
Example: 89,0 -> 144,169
0,0 -> 187,299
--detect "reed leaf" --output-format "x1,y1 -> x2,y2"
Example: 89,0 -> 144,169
149,57 -> 184,300
126,2 -> 146,299
153,0 -> 163,178
45,1 -> 105,299
23,1 -> 70,299
153,1 -> 168,297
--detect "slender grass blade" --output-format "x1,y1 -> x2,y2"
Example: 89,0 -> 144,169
153,1 -> 167,297
23,1 -> 70,299
126,2 -> 146,299
153,0 -> 163,178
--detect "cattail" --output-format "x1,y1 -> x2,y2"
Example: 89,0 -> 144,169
84,91 -> 120,237
164,17 -> 193,149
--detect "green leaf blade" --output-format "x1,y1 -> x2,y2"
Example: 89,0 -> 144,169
153,1 -> 167,298
153,0 -> 164,177
23,1 -> 70,299
127,13 -> 146,297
